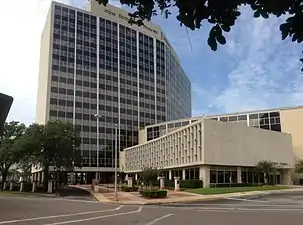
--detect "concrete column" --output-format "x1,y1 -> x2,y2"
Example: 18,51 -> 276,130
281,169 -> 292,185
169,170 -> 172,180
41,172 -> 45,184
20,182 -> 24,192
127,177 -> 133,187
237,167 -> 242,183
32,182 -> 37,192
159,177 -> 165,189
125,174 -> 129,181
199,166 -> 210,188
182,169 -> 186,180
174,177 -> 180,191
47,181 -> 53,193
9,182 -> 14,191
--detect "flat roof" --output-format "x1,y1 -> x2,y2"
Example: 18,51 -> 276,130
145,105 -> 303,128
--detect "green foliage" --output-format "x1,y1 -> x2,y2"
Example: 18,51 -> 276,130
95,0 -> 303,71
0,121 -> 27,190
16,120 -> 82,190
255,160 -> 276,174
295,159 -> 303,174
139,189 -> 167,198
255,160 -> 276,184
180,179 -> 203,189
17,121 -> 82,170
121,185 -> 139,192
140,167 -> 161,188
163,179 -> 203,189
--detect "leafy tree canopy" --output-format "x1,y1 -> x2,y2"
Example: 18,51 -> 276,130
140,167 -> 161,188
295,159 -> 303,173
95,0 -> 303,71
255,160 -> 276,174
0,121 -> 27,189
17,120 -> 82,171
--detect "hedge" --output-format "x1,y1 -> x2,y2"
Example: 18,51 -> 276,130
164,179 -> 203,189
210,183 -> 263,188
139,189 -> 167,198
121,186 -> 139,192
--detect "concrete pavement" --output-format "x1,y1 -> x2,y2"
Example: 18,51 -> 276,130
1,193 -> 303,225
87,185 -> 303,205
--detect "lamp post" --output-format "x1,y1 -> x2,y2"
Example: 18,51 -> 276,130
94,114 -> 118,201
94,114 -> 101,181
114,123 -> 118,201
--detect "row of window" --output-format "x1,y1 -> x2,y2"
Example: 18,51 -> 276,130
50,82 -> 165,103
50,97 -> 165,113
49,109 -> 165,123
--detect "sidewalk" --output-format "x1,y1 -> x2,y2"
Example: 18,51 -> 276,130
76,185 -> 303,205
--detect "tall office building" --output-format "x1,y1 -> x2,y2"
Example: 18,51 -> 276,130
36,1 -> 191,180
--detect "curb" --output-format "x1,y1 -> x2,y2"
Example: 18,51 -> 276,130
92,188 -> 303,205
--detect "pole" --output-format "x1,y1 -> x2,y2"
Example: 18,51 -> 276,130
114,124 -> 118,201
96,116 -> 99,181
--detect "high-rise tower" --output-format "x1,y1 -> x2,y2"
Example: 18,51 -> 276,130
36,1 -> 191,180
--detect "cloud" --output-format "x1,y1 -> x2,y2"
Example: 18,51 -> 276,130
1,1 -> 301,125
180,6 -> 303,116
0,0 -> 120,125
213,8 -> 302,113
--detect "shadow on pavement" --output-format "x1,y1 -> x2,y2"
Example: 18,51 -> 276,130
56,186 -> 96,201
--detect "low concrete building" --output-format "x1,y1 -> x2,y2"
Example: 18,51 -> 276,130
120,119 -> 295,187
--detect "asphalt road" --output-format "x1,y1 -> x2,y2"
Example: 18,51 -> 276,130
1,191 -> 303,225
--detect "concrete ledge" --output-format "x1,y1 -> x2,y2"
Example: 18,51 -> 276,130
91,187 -> 303,205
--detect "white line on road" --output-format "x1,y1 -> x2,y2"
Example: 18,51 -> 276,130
143,214 -> 174,225
224,197 -> 267,203
44,206 -> 143,225
196,207 -> 303,212
0,206 -> 123,224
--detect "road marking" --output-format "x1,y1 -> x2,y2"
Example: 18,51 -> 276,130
158,203 -> 303,208
44,206 -> 143,225
0,206 -> 123,224
143,214 -> 174,225
196,207 -> 303,212
225,197 -> 267,203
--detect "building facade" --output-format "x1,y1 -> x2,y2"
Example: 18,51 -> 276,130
36,1 -> 191,181
141,105 -> 303,160
122,119 -> 295,187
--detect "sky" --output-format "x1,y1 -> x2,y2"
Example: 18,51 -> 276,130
0,0 -> 302,125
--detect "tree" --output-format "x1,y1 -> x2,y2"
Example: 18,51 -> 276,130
0,121 -> 27,190
255,160 -> 275,185
17,120 -> 82,191
140,167 -> 161,189
295,159 -> 303,174
95,0 -> 303,71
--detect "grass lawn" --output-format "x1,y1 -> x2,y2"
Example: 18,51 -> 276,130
186,185 -> 292,195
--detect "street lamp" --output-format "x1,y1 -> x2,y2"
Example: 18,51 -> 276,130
94,114 -> 102,181
114,123 -> 118,201
94,114 -> 118,201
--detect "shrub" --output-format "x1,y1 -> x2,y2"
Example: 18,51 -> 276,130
210,183 -> 263,188
23,182 -> 33,192
164,179 -> 203,189
180,180 -> 203,189
121,186 -> 139,192
139,189 -> 167,198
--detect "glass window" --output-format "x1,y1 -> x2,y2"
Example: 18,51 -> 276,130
238,115 -> 247,120
249,113 -> 258,119
228,116 -> 237,121
219,117 -> 227,122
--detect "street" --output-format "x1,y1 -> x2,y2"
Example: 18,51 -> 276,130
1,191 -> 303,225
